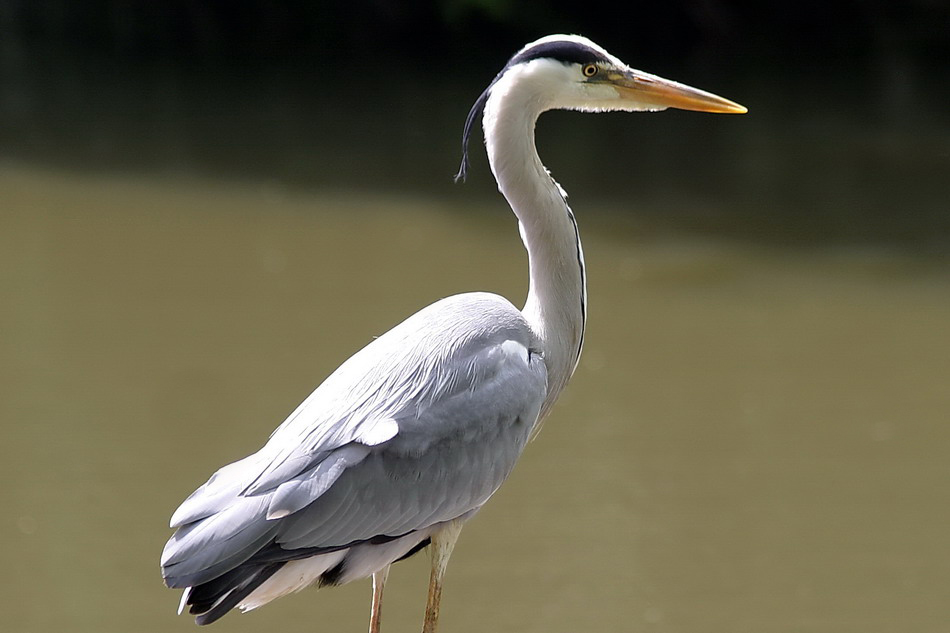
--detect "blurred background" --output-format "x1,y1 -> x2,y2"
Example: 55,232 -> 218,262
1,2 -> 949,632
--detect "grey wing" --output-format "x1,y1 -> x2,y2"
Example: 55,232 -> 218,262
161,294 -> 548,588
275,337 -> 547,550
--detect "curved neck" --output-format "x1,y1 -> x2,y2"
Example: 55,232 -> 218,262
483,83 -> 587,407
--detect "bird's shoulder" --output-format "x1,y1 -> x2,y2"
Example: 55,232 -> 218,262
399,291 -> 534,344
320,291 -> 534,386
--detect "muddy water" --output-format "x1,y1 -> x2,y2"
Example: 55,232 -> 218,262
1,164 -> 948,633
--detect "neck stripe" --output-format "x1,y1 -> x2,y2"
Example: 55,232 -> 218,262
565,205 -> 587,370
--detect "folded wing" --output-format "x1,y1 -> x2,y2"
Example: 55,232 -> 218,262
161,293 -> 547,596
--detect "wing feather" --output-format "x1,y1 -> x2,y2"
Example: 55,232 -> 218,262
274,336 -> 546,550
266,444 -> 371,520
162,293 -> 547,589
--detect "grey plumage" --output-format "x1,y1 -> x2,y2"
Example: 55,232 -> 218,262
162,293 -> 546,621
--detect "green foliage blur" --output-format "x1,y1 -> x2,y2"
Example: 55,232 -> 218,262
1,0 -> 946,68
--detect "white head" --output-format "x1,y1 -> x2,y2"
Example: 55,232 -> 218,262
456,34 -> 746,180
498,34 -> 746,113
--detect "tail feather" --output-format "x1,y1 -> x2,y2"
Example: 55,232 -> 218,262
165,518 -> 436,624
185,563 -> 284,626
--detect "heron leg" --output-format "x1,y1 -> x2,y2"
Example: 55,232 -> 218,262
421,520 -> 463,633
369,565 -> 390,633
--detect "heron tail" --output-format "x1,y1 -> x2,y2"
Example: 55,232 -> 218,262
182,562 -> 284,626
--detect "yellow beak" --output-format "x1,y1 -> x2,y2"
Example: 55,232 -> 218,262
610,68 -> 747,114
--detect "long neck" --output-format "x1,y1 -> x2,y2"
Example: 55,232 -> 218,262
483,86 -> 587,408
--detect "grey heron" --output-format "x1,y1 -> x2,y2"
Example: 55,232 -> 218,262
161,34 -> 745,632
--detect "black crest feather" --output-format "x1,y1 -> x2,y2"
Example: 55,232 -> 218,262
454,83 -> 492,183
509,40 -> 605,67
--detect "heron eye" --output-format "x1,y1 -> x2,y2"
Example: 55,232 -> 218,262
582,64 -> 598,78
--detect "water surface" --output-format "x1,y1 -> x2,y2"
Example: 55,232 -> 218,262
1,163 -> 948,632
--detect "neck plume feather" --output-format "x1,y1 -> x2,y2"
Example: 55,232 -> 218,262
481,71 -> 587,410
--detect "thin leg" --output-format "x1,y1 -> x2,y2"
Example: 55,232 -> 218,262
369,565 -> 390,633
422,520 -> 464,633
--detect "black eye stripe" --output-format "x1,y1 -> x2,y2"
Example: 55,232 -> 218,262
509,41 -> 607,67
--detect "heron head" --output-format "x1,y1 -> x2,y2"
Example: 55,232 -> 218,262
504,34 -> 747,115
455,34 -> 746,181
